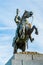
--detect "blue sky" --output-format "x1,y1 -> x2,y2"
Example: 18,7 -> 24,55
0,0 -> 43,65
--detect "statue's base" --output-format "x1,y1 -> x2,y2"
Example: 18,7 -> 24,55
6,52 -> 43,65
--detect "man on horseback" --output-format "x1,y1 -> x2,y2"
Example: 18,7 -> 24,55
12,9 -> 35,47
12,9 -> 38,54
15,10 -> 34,42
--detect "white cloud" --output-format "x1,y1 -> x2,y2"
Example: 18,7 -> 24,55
0,27 -> 16,30
0,36 -> 12,41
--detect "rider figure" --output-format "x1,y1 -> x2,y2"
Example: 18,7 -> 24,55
12,9 -> 21,47
15,9 -> 21,41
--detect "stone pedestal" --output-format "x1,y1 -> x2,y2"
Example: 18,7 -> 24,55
12,52 -> 43,65
6,52 -> 43,65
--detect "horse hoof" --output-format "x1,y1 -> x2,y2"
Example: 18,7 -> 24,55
35,28 -> 38,35
13,51 -> 17,54
31,38 -> 34,42
35,31 -> 38,35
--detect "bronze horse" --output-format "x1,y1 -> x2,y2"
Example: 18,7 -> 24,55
13,10 -> 38,54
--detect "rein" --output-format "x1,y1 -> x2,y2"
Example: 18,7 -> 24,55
31,15 -> 34,24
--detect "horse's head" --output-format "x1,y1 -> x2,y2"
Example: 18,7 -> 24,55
22,10 -> 33,19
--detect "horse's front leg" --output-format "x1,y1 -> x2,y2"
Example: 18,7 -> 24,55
29,35 -> 34,42
31,25 -> 38,35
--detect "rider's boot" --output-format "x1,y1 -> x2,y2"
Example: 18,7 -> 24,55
21,33 -> 25,39
20,28 -> 25,39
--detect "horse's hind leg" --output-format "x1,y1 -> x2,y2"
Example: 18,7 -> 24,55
13,44 -> 17,54
22,43 -> 25,52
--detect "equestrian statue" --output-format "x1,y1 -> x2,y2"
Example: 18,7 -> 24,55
12,9 -> 38,54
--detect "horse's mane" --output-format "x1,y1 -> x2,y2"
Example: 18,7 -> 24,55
22,10 -> 29,19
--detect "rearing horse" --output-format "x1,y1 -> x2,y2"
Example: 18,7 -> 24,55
12,10 -> 38,54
